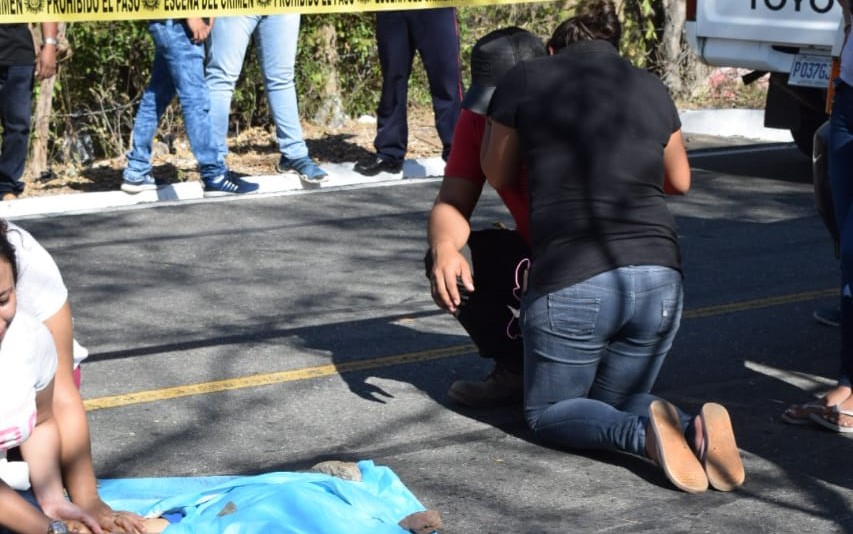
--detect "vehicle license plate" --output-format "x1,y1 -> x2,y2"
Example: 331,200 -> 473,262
789,54 -> 832,88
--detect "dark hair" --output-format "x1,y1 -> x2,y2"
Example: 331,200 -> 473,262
0,220 -> 18,283
547,0 -> 621,51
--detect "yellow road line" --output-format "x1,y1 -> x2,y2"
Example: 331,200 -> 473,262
682,288 -> 837,319
84,288 -> 837,411
84,344 -> 475,411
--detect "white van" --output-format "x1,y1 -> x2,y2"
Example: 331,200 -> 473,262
685,0 -> 844,154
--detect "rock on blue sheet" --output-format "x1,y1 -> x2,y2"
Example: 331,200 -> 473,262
97,460 -> 429,533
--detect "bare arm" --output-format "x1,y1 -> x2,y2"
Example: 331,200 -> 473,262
662,129 -> 691,195
480,119 -> 521,191
45,302 -> 146,533
22,381 -> 102,533
427,178 -> 483,312
0,479 -> 56,534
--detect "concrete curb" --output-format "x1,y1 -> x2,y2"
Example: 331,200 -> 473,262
1,109 -> 792,220
1,157 -> 447,220
679,108 -> 795,143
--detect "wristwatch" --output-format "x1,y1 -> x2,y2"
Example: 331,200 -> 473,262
47,520 -> 68,534
43,37 -> 58,46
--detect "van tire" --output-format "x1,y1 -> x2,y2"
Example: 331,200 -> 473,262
791,113 -> 825,157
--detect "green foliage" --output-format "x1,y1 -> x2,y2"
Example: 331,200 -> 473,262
44,2 -> 677,161
297,14 -> 380,118
58,21 -> 153,158
619,0 -> 659,67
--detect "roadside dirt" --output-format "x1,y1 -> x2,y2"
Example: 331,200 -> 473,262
20,106 -> 443,199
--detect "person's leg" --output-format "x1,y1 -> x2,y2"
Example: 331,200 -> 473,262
411,7 -> 462,161
819,80 -> 853,427
0,65 -> 34,196
423,228 -> 529,407
255,15 -> 327,182
588,266 -> 683,406
522,271 -> 649,453
373,11 -> 413,165
452,229 -> 529,369
830,83 -> 853,384
161,20 -> 227,182
256,15 -> 307,160
205,15 -> 257,161
123,22 -> 177,185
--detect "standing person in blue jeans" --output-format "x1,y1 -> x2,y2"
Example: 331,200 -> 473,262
123,19 -> 258,197
205,15 -> 327,185
786,0 -> 853,432
353,8 -> 463,176
482,0 -> 745,493
0,22 -> 58,201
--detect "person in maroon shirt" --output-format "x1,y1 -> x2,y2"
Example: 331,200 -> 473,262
426,27 -> 545,408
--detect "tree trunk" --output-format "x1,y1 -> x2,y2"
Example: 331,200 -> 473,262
312,23 -> 348,128
29,22 -> 65,182
658,0 -> 709,100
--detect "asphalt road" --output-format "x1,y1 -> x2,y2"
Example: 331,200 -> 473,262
14,136 -> 852,533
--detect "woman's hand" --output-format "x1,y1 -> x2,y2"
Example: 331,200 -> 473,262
85,498 -> 147,533
40,498 -> 102,534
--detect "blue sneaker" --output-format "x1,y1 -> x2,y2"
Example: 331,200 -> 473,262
121,174 -> 158,194
276,156 -> 328,184
203,173 -> 259,197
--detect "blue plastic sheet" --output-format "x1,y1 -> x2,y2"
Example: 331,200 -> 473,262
97,460 -> 429,533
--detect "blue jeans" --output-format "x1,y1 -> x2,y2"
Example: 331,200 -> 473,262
522,266 -> 684,456
0,65 -> 33,194
206,15 -> 307,161
829,80 -> 853,384
125,20 -> 226,182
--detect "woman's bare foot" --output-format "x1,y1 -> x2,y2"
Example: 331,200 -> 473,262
782,384 -> 852,424
809,391 -> 853,432
823,385 -> 853,406
690,414 -> 705,457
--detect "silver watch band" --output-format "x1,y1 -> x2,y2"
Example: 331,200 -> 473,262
43,37 -> 58,46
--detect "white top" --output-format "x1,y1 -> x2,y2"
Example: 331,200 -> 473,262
0,311 -> 57,458
7,222 -> 88,368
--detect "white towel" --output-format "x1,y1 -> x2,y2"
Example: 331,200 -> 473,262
0,457 -> 31,491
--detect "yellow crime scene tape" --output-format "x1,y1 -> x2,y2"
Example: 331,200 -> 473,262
0,0 -> 549,23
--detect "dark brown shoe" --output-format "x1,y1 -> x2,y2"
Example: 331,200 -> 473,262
448,365 -> 523,408
353,156 -> 403,176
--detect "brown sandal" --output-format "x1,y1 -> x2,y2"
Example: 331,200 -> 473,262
648,400 -> 708,493
781,399 -> 830,425
700,403 -> 745,491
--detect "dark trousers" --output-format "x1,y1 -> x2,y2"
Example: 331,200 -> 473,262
828,80 -> 853,383
0,65 -> 33,195
374,8 -> 462,163
425,228 -> 530,373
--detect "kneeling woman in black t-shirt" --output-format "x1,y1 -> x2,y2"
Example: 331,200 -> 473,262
480,0 -> 744,493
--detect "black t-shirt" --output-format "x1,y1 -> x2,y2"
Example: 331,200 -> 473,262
489,40 -> 682,295
0,24 -> 35,66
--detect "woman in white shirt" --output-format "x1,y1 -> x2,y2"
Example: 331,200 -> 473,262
0,223 -> 101,534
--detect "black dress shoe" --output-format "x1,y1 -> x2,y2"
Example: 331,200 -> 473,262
353,156 -> 403,176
